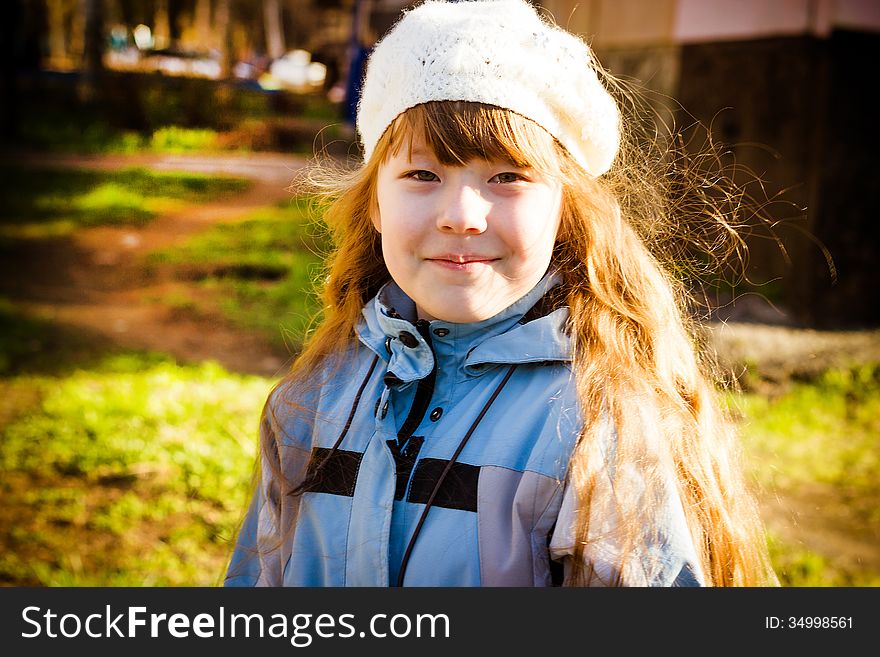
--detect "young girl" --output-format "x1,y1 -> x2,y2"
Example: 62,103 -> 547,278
225,0 -> 777,587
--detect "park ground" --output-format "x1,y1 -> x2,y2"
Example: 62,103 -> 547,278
1,151 -> 878,586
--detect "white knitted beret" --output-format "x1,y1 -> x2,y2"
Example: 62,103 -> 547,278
356,0 -> 620,176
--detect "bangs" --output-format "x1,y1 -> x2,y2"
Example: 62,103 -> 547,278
381,101 -> 564,174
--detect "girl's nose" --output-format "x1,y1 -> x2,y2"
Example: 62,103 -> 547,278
437,183 -> 490,234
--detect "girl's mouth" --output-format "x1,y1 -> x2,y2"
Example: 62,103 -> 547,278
426,255 -> 498,270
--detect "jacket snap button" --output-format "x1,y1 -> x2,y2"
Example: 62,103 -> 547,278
398,331 -> 418,348
429,407 -> 443,421
432,327 -> 449,337
381,400 -> 389,419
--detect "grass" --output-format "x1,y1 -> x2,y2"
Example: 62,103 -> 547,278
736,364 -> 879,497
0,160 -> 876,586
21,120 -> 228,155
0,331 -> 269,585
765,535 -> 880,587
0,301 -> 270,586
150,197 -> 328,350
17,76 -> 347,155
733,363 -> 880,586
0,166 -> 250,239
19,116 -> 348,157
148,126 -> 224,153
1,305 -> 877,585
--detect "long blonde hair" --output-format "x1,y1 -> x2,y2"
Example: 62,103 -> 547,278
267,97 -> 777,586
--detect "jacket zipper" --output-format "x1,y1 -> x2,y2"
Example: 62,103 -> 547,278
393,319 -> 436,452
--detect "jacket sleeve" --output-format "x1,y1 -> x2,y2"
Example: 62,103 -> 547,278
223,475 -> 271,587
548,468 -> 704,586
224,392 -> 313,587
548,414 -> 704,587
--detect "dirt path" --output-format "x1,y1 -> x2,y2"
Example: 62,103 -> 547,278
4,152 -> 307,377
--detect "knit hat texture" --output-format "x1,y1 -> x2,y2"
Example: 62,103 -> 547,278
356,0 -> 620,176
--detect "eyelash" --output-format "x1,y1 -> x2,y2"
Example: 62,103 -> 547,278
404,170 -> 526,183
493,172 -> 525,184
406,170 -> 439,182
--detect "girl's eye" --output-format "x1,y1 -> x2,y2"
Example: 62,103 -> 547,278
491,172 -> 526,183
406,170 -> 439,182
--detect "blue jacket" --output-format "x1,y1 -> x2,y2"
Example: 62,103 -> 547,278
225,274 -> 703,586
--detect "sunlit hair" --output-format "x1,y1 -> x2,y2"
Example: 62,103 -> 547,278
250,98 -> 778,587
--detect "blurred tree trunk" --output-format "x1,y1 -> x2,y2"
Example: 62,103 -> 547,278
195,0 -> 211,51
77,0 -> 104,103
286,0 -> 315,50
263,0 -> 285,59
46,0 -> 69,69
70,0 -> 84,59
168,0 -> 184,45
216,0 -> 234,77
154,0 -> 171,50
81,0 -> 103,73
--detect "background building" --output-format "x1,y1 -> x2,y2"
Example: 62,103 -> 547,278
542,0 -> 880,327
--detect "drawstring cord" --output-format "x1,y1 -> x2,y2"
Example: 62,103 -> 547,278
289,353 -> 380,496
396,363 -> 518,587
287,349 -> 520,585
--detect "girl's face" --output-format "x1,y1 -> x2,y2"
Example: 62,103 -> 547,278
374,135 -> 563,323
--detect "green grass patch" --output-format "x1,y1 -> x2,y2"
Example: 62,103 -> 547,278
0,350 -> 269,586
734,363 -> 880,586
0,303 -> 268,585
148,126 -> 222,153
22,116 -> 227,155
151,197 -> 328,349
2,298 -> 877,586
736,364 -> 880,497
21,116 -> 142,155
766,533 -> 880,587
0,166 -> 250,238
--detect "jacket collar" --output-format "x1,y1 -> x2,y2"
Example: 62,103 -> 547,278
356,271 -> 571,383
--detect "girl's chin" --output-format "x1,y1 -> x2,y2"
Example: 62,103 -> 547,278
416,300 -> 504,324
